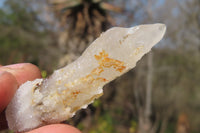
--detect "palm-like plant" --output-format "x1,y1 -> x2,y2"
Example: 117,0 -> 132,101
48,0 -> 122,66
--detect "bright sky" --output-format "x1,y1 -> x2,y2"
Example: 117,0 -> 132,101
0,0 -> 5,8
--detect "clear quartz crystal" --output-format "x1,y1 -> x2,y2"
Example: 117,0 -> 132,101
6,23 -> 166,132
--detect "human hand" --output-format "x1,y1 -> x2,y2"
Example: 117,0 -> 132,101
0,63 -> 81,133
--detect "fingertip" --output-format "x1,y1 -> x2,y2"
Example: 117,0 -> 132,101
17,63 -> 42,84
0,63 -> 42,85
28,124 -> 81,133
0,71 -> 18,112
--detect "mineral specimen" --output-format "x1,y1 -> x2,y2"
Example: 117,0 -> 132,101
6,23 -> 166,132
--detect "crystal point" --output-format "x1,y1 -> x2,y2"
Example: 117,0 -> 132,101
6,23 -> 166,132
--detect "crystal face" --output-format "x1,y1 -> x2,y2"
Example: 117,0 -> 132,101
6,23 -> 166,132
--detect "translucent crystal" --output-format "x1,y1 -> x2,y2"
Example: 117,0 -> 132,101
6,23 -> 166,132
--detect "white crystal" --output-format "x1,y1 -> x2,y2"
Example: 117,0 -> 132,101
6,23 -> 166,132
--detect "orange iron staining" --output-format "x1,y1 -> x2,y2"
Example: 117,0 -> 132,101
95,50 -> 126,72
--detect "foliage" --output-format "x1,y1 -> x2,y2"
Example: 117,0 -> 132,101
0,0 -> 55,72
92,99 -> 102,108
89,112 -> 115,133
41,70 -> 47,78
129,120 -> 137,133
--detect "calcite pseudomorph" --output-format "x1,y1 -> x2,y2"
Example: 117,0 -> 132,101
6,23 -> 166,132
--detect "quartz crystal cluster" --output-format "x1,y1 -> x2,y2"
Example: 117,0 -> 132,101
6,23 -> 166,132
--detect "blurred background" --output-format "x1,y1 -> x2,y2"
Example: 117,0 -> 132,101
0,0 -> 199,133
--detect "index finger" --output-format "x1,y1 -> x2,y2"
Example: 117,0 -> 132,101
0,63 -> 42,85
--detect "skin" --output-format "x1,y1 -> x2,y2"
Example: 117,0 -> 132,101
0,63 -> 81,133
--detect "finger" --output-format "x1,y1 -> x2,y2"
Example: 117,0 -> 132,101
0,71 -> 18,112
28,124 -> 81,133
0,63 -> 42,85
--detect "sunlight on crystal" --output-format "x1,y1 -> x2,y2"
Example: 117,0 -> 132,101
6,23 -> 166,132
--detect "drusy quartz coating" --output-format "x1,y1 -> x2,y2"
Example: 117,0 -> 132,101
6,24 -> 166,132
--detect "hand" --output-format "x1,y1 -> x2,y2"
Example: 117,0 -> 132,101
0,63 -> 81,133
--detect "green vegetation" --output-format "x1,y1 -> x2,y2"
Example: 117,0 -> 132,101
89,113 -> 115,133
0,0 -> 56,72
